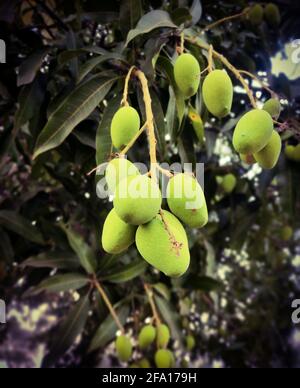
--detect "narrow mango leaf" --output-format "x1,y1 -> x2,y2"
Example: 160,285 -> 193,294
29,273 -> 89,295
96,94 -> 122,166
22,251 -> 79,270
60,224 -> 97,274
42,294 -> 90,367
125,10 -> 177,47
58,47 -> 108,65
188,105 -> 205,145
17,49 -> 49,87
0,210 -> 45,245
33,75 -> 118,159
119,0 -> 143,37
157,56 -> 185,125
89,304 -> 129,352
190,0 -> 203,25
101,260 -> 147,283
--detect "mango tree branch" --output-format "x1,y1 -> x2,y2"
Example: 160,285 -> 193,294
203,8 -> 250,33
144,283 -> 161,326
121,66 -> 136,107
119,122 -> 148,155
238,69 -> 276,97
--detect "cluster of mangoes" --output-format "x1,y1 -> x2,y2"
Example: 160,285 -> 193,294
248,3 -> 281,27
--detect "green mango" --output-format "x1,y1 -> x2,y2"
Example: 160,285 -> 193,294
202,70 -> 233,118
233,109 -> 274,154
155,349 -> 174,368
114,175 -> 162,225
281,226 -> 293,241
265,3 -> 281,27
254,130 -> 282,169
174,54 -> 200,98
157,324 -> 171,348
101,209 -> 136,254
115,335 -> 132,362
186,335 -> 196,351
167,173 -> 208,228
263,98 -> 281,120
138,325 -> 156,349
105,158 -> 140,194
111,106 -> 140,149
249,4 -> 264,25
136,211 -> 190,277
285,144 -> 300,162
220,174 -> 237,194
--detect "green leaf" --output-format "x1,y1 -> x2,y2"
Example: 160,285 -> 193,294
154,295 -> 183,345
0,210 -> 45,245
89,304 -> 129,352
22,251 -> 79,270
33,75 -> 118,159
58,47 -> 107,65
60,224 -> 97,274
190,0 -> 203,25
30,273 -> 89,295
182,275 -> 223,292
125,10 -> 177,47
157,56 -> 185,125
96,94 -> 122,166
17,49 -> 49,87
120,0 -> 143,37
102,260 -> 147,283
43,294 -> 90,367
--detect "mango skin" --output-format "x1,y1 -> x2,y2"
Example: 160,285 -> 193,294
114,175 -> 162,225
263,98 -> 281,120
221,174 -> 237,194
167,173 -> 208,229
155,349 -> 174,368
249,4 -> 264,25
157,324 -> 170,348
115,335 -> 132,362
265,3 -> 281,27
101,209 -> 136,254
106,158 -> 140,194
138,325 -> 156,349
254,130 -> 282,169
233,109 -> 274,154
136,211 -> 190,277
186,335 -> 196,351
139,359 -> 151,368
174,54 -> 200,98
285,144 -> 300,162
111,106 -> 140,149
202,70 -> 233,118
240,153 -> 256,165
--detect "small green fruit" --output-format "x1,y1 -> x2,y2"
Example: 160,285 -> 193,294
254,130 -> 282,169
202,70 -> 233,118
155,349 -> 174,368
265,3 -> 281,27
285,144 -> 300,162
157,324 -> 171,348
115,335 -> 133,362
233,109 -> 274,154
139,358 -> 151,368
174,54 -> 200,98
263,98 -> 281,120
240,153 -> 256,165
136,211 -> 190,277
220,174 -> 237,194
249,4 -> 264,25
186,335 -> 196,351
101,209 -> 136,254
114,175 -> 162,225
167,173 -> 208,229
106,158 -> 140,194
281,226 -> 293,241
111,106 -> 140,149
138,325 -> 156,349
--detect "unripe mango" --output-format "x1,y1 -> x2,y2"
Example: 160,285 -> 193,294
174,54 -> 200,99
138,325 -> 156,349
167,173 -> 208,229
111,106 -> 140,149
139,358 -> 151,368
263,98 -> 281,120
114,175 -> 162,225
265,3 -> 281,27
186,335 -> 196,351
285,144 -> 300,162
115,335 -> 133,362
220,174 -> 237,194
136,211 -> 190,277
106,158 -> 140,194
155,349 -> 174,368
240,153 -> 256,165
101,209 -> 136,254
281,226 -> 293,241
254,130 -> 282,169
233,109 -> 274,154
157,324 -> 171,348
249,4 -> 264,25
202,70 -> 233,118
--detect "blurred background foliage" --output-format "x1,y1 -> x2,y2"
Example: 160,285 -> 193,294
0,0 -> 300,368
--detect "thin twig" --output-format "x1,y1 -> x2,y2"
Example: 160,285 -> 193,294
203,8 -> 249,33
119,122 -> 148,155
238,69 -> 276,96
121,66 -> 136,107
208,45 -> 214,73
144,283 -> 161,326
